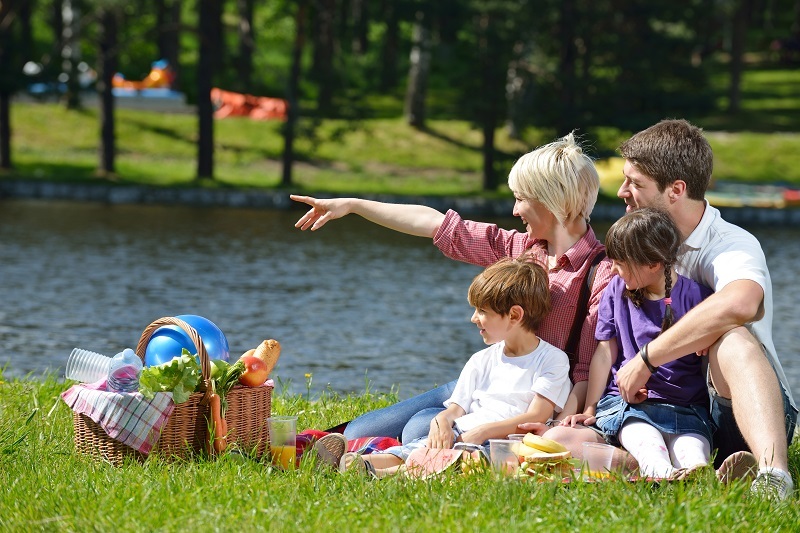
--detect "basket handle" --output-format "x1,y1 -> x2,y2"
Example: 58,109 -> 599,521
135,316 -> 213,404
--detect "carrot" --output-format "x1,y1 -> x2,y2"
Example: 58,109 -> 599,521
208,393 -> 228,455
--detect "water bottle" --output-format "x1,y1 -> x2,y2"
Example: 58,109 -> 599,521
107,348 -> 143,393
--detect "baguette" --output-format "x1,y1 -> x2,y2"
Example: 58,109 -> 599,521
252,339 -> 281,377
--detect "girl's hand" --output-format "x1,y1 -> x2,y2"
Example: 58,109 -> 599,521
629,388 -> 649,404
290,195 -> 351,231
696,347 -> 709,356
427,417 -> 454,449
560,413 -> 596,427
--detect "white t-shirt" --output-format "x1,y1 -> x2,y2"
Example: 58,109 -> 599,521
444,339 -> 571,433
677,201 -> 795,409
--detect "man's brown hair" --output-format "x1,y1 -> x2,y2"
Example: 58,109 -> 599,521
618,119 -> 713,200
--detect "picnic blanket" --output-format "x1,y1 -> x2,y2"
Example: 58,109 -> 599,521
61,380 -> 175,455
296,429 -> 401,462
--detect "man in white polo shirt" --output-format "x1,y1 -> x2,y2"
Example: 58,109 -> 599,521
615,119 -> 797,499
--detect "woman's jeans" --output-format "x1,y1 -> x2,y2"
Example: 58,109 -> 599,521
343,380 -> 457,444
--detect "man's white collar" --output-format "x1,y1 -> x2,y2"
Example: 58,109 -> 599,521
682,200 -> 717,250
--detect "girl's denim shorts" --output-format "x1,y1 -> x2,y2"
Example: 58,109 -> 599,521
593,394 -> 713,446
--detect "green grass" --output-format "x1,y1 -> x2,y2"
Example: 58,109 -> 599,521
702,65 -> 800,132
2,371 -> 800,531
7,64 -> 800,197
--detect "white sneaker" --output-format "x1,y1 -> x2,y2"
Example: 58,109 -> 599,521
750,468 -> 795,500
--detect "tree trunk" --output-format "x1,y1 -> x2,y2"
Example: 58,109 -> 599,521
505,40 -> 529,140
210,0 -> 225,73
728,0 -> 752,113
482,115 -> 497,191
378,0 -> 399,91
557,0 -> 576,135
97,7 -> 118,177
794,0 -> 800,38
236,0 -> 255,89
0,92 -> 9,170
350,0 -> 368,55
0,1 -> 16,170
404,10 -> 431,129
282,0 -> 307,187
477,12 -> 499,191
197,0 -> 219,180
61,0 -> 82,109
156,0 -> 182,90
19,0 -> 32,56
311,0 -> 335,113
51,0 -> 64,55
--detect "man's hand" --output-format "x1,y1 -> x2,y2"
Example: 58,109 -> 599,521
290,195 -> 351,231
616,355 -> 651,404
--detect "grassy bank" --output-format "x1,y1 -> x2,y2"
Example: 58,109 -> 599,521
2,372 -> 799,531
6,72 -> 800,199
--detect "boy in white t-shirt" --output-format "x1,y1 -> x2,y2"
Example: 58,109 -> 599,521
337,257 -> 572,477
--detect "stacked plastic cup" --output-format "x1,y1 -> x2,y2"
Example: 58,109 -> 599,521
65,348 -> 113,383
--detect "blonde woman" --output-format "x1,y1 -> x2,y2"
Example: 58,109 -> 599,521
291,133 -> 612,444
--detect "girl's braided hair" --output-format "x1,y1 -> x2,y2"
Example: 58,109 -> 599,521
604,208 -> 681,332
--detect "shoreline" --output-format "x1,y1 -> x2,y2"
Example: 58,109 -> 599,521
2,178 -> 800,226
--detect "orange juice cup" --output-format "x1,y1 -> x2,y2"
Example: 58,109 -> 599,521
267,416 -> 297,470
270,445 -> 297,470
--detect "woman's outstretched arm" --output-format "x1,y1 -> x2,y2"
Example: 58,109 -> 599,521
290,195 -> 445,237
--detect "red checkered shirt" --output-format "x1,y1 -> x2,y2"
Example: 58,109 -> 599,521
433,210 -> 613,383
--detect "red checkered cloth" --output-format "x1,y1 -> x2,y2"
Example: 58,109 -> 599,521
61,380 -> 175,454
296,429 -> 401,462
433,210 -> 613,383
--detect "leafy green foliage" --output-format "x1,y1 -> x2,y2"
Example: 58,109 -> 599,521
138,349 -> 201,404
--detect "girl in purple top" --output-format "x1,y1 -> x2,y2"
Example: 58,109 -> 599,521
561,208 -> 713,479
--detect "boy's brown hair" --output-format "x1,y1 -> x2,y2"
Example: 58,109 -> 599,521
618,118 -> 713,201
467,257 -> 551,333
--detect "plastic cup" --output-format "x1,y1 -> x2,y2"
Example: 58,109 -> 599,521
507,433 -> 527,441
581,442 -> 615,480
489,439 -> 520,475
65,348 -> 112,383
268,416 -> 297,470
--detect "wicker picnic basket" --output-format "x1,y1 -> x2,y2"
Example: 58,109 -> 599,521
73,316 -> 273,466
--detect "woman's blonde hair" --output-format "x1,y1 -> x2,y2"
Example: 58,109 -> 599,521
507,132 -> 599,226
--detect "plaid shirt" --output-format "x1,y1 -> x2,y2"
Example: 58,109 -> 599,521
433,210 -> 613,383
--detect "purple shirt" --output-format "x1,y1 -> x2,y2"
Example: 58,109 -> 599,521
596,274 -> 713,406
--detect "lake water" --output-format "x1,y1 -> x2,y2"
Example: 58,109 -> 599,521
1,199 -> 798,401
